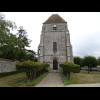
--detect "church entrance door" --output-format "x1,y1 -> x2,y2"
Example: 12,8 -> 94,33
53,60 -> 58,70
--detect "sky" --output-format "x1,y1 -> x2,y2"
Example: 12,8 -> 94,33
1,12 -> 100,58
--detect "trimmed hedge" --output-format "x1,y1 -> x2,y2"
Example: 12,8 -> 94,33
16,61 -> 50,82
16,61 -> 49,72
59,62 -> 80,80
60,62 -> 80,73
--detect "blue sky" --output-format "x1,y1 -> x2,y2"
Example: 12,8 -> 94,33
2,12 -> 100,58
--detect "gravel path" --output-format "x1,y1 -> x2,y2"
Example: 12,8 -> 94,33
35,73 -> 65,87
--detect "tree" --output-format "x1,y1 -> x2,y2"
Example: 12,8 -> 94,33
23,50 -> 36,61
97,57 -> 100,66
17,26 -> 31,48
0,13 -> 17,47
0,13 -> 18,60
0,33 -> 25,60
0,13 -> 16,34
0,13 -> 35,62
74,56 -> 83,70
0,51 -> 3,56
16,49 -> 27,61
83,56 -> 98,73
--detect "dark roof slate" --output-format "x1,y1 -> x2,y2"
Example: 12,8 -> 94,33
43,14 -> 67,24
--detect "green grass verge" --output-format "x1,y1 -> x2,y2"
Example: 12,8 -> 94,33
61,72 -> 77,85
61,70 -> 100,85
16,72 -> 48,87
0,70 -> 24,78
71,70 -> 100,84
0,72 -> 26,87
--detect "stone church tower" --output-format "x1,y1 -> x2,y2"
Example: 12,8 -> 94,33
38,14 -> 73,72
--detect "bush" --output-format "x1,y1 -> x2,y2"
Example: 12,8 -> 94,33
16,61 -> 50,82
60,62 -> 80,80
34,57 -> 38,62
60,62 -> 80,73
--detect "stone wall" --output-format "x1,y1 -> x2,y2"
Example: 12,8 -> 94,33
0,58 -> 19,73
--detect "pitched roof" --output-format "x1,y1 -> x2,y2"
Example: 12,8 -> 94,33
43,14 -> 67,24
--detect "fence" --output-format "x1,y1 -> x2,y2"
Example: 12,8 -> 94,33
81,66 -> 100,72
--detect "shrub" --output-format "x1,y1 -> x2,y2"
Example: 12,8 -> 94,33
59,62 -> 80,80
60,62 -> 80,73
34,57 -> 38,62
16,61 -> 49,82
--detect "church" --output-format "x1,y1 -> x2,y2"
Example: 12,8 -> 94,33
38,14 -> 73,72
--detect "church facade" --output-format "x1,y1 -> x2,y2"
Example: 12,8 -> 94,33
38,14 -> 73,72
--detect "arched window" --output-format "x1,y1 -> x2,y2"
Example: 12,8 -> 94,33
53,59 -> 58,70
38,49 -> 40,54
53,42 -> 57,52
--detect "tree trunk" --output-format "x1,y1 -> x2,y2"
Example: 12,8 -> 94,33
42,70 -> 43,74
34,71 -> 37,79
66,72 -> 67,77
27,79 -> 30,83
37,71 -> 39,77
88,66 -> 90,73
90,67 -> 92,72
31,72 -> 34,80
68,72 -> 70,80
26,72 -> 31,83
80,66 -> 81,70
63,70 -> 66,76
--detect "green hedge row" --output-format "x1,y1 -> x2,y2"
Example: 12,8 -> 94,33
0,70 -> 24,78
16,61 -> 50,82
60,62 -> 80,73
60,62 -> 80,80
16,61 -> 49,72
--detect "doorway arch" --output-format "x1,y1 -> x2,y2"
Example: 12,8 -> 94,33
53,59 -> 58,70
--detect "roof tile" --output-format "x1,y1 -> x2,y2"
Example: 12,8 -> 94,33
43,14 -> 67,24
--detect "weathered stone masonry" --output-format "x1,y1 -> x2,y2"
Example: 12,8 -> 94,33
0,58 -> 19,73
38,14 -> 73,72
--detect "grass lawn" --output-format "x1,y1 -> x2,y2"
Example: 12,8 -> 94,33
0,72 -> 48,87
61,70 -> 100,85
16,72 -> 48,87
0,72 -> 26,87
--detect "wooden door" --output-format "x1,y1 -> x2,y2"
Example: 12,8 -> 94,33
53,60 -> 58,70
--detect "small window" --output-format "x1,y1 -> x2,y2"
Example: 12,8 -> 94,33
53,25 -> 57,30
53,42 -> 57,52
38,49 -> 40,54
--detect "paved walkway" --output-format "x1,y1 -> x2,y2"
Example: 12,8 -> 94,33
35,73 -> 65,87
65,83 -> 100,87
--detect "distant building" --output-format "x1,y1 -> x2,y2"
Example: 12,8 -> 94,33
38,14 -> 73,72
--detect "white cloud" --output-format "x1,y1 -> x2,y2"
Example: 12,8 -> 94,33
2,12 -> 100,57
